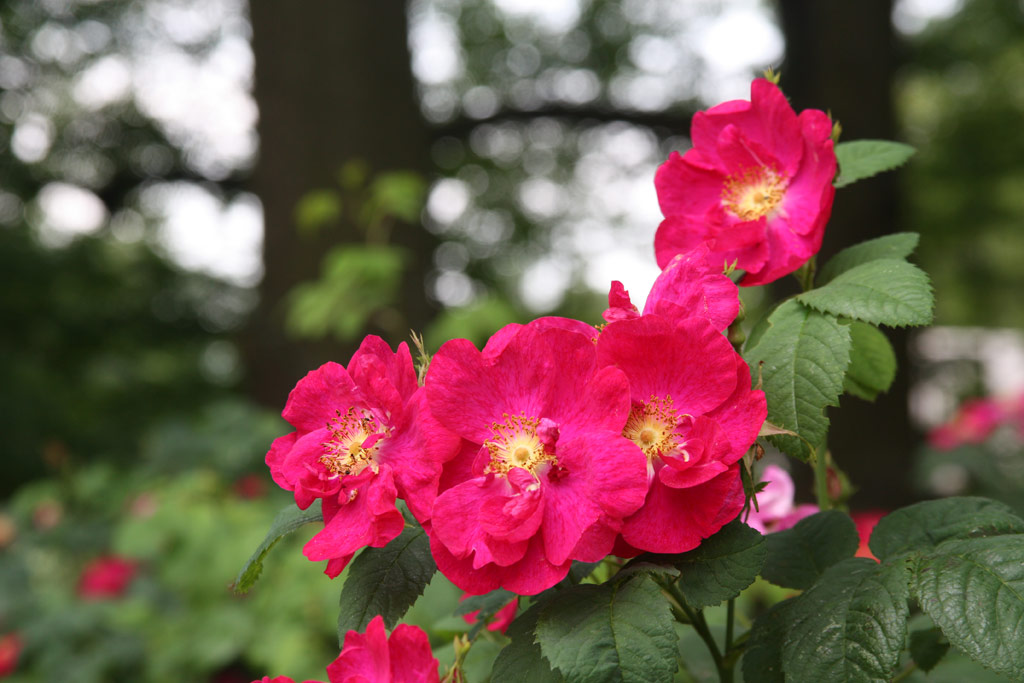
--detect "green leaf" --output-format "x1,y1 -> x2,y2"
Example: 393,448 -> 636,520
743,300 -> 852,460
293,189 -> 341,236
233,500 -> 323,594
569,559 -> 602,584
536,575 -> 678,683
670,519 -> 765,608
336,525 -> 436,641
366,171 -> 426,223
834,139 -> 916,188
743,597 -> 800,683
843,322 -> 898,401
491,602 -> 564,683
782,558 -> 910,682
817,232 -> 919,284
798,259 -> 934,328
761,510 -> 859,590
913,536 -> 1024,680
869,497 -> 1024,561
909,626 -> 950,673
286,245 -> 406,342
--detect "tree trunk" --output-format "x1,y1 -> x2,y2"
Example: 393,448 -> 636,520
245,1 -> 435,407
778,0 -> 917,509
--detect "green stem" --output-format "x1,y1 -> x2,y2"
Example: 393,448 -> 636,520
725,598 -> 735,654
891,661 -> 918,682
814,446 -> 831,510
674,589 -> 730,682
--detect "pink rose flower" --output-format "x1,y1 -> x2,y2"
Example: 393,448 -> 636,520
596,315 -> 766,554
654,78 -> 836,286
77,555 -> 138,600
0,633 -> 22,678
423,323 -> 649,595
265,336 -> 458,577
743,465 -> 817,534
328,615 -> 439,683
604,244 -> 740,332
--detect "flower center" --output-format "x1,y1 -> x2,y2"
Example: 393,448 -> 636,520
320,406 -> 384,478
722,166 -> 787,221
623,395 -> 681,460
485,413 -> 555,476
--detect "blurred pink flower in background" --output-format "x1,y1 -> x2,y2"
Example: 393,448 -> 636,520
77,555 -> 138,600
0,633 -> 22,678
928,396 -> 1007,450
744,464 -> 817,533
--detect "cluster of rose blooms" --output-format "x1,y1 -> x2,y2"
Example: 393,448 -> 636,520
257,77 -> 838,682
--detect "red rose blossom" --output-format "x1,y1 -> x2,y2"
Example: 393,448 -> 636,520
654,78 -> 836,286
328,615 -> 439,683
265,336 -> 458,577
604,244 -> 740,332
423,323 -> 649,595
596,315 -> 767,554
77,555 -> 137,600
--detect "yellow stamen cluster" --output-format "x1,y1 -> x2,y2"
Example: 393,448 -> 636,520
320,406 -> 384,478
484,413 -> 553,476
623,395 -> 681,460
721,166 -> 787,221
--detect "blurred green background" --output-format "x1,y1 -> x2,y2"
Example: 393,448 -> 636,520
2,0 -> 1024,680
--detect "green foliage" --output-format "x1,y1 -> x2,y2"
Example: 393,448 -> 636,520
668,520 -> 766,609
294,190 -> 343,236
743,300 -> 852,460
834,140 -> 916,188
781,558 -> 911,682
233,500 -> 324,594
751,497 -> 1024,682
843,322 -> 898,401
909,626 -> 950,673
286,245 -> 406,342
817,232 -> 920,284
868,497 -> 1024,561
535,575 -> 678,683
913,535 -> 1024,679
491,601 -> 564,683
797,259 -> 935,328
3,462 -> 339,683
741,598 -> 792,682
761,510 -> 860,590
336,525 -> 436,640
365,171 -> 427,224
